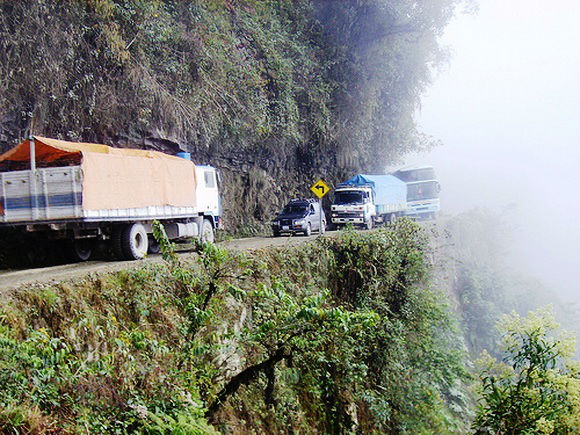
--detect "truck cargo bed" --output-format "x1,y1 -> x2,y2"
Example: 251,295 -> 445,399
0,167 -> 82,222
0,166 -> 199,224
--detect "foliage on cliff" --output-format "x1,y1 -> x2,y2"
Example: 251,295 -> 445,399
0,0 -> 463,228
473,307 -> 579,434
0,222 -> 471,433
443,209 -> 580,359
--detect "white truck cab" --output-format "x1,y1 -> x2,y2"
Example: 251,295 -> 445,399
195,165 -> 221,221
331,185 -> 376,229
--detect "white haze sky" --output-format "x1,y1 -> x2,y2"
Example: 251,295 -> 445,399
403,0 -> 580,302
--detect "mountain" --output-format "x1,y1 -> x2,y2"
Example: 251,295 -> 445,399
0,0 -> 460,230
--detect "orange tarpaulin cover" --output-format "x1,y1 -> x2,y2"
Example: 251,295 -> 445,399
0,136 -> 197,211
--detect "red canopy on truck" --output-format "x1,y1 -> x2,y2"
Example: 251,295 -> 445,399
0,136 -> 197,211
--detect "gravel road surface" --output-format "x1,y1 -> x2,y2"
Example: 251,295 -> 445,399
0,232 -> 326,292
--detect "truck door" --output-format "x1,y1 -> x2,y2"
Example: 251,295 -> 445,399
195,167 -> 220,217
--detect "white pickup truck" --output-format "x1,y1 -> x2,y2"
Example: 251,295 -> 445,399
0,136 -> 221,265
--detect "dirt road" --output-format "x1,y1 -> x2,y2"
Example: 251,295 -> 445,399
0,232 -> 326,292
0,220 -> 443,293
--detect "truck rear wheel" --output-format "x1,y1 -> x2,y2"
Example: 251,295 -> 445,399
147,236 -> 160,254
121,223 -> 149,260
67,239 -> 93,262
111,223 -> 149,260
201,219 -> 214,243
111,226 -> 125,260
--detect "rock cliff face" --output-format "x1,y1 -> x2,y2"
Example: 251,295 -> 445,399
0,0 -> 459,230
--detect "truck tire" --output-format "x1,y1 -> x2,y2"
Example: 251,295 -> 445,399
365,219 -> 373,230
147,236 -> 160,254
16,240 -> 48,267
111,226 -> 125,260
121,223 -> 149,260
201,219 -> 215,243
304,223 -> 312,237
67,239 -> 93,262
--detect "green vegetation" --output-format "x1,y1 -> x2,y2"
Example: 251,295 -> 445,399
0,221 -> 472,433
473,307 -> 579,434
1,216 -> 576,433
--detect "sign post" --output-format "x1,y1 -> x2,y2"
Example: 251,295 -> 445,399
310,179 -> 330,236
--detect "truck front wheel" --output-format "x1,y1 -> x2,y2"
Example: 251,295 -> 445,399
365,219 -> 373,230
121,223 -> 149,260
201,219 -> 215,243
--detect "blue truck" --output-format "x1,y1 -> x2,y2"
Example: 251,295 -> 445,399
330,174 -> 407,229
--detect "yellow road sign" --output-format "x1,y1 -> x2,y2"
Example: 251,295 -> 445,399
311,179 -> 330,198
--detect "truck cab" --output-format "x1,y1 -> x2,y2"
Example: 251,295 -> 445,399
331,185 -> 376,229
195,164 -> 221,229
392,166 -> 440,220
405,180 -> 440,220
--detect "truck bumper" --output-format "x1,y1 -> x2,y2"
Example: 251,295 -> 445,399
331,217 -> 364,224
404,200 -> 440,220
404,208 -> 438,220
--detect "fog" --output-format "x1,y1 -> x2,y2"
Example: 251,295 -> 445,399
401,0 -> 580,304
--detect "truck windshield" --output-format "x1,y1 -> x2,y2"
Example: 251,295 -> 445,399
394,167 -> 435,182
407,181 -> 439,201
282,205 -> 307,214
334,191 -> 363,205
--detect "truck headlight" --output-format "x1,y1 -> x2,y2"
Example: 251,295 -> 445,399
271,221 -> 279,226
294,219 -> 305,225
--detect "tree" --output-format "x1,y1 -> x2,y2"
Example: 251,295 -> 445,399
473,307 -> 580,434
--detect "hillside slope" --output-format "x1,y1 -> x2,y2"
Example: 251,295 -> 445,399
0,222 -> 472,433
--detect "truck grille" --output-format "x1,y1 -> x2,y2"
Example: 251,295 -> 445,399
337,212 -> 362,218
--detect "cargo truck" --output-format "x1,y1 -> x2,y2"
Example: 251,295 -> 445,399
392,166 -> 440,220
330,174 -> 407,229
0,136 -> 221,264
